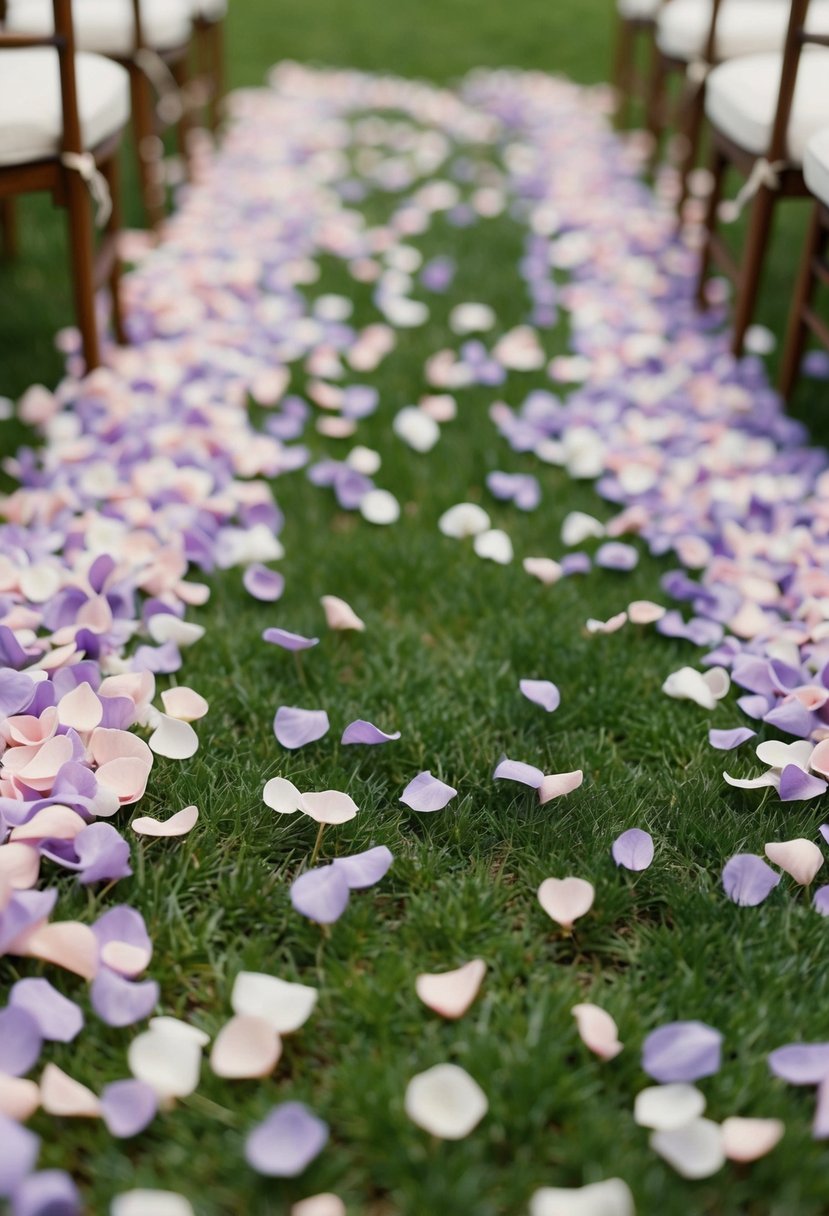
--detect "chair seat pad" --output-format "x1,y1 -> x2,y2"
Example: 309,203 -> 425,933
618,0 -> 661,20
5,0 -> 192,55
805,128 -> 829,208
0,48 -> 129,167
193,0 -> 227,19
705,48 -> 829,164
657,0 -> 829,63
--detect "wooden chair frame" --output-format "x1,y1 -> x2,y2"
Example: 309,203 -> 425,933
779,196 -> 829,396
192,8 -> 226,132
696,0 -> 823,357
0,0 -> 127,371
612,3 -> 665,130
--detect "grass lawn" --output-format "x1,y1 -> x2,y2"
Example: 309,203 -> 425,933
2,2 -> 829,1214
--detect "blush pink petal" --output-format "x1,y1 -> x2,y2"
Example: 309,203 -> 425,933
0,1076 -> 40,1122
160,687 -> 209,721
90,729 -> 153,768
586,612 -> 627,635
538,770 -> 583,804
0,845 -> 40,890
764,839 -> 824,885
522,557 -> 563,585
628,599 -> 666,625
291,1195 -> 346,1216
96,758 -> 153,805
300,791 -> 358,825
571,1003 -> 623,1060
538,876 -> 595,929
415,959 -> 486,1019
10,806 -> 87,844
57,683 -> 103,732
320,595 -> 365,631
101,941 -> 152,977
15,735 -> 74,791
131,805 -> 199,838
721,1117 -> 784,1162
210,1015 -> 282,1079
39,1064 -> 100,1117
811,738 -> 829,779
21,921 -> 99,979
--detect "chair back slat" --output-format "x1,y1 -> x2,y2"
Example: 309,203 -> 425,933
768,0 -> 813,161
702,0 -> 726,64
52,0 -> 83,156
131,0 -> 147,51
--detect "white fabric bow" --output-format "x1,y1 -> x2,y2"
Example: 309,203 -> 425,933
60,151 -> 112,227
718,157 -> 786,223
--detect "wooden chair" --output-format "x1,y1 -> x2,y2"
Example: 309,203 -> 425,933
612,0 -> 664,129
5,0 -> 196,226
192,0 -> 227,132
779,127 -> 829,396
696,0 -> 829,357
0,0 -> 130,370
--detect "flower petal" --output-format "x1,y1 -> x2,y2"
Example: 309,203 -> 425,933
642,1021 -> 722,1083
415,959 -> 486,1019
400,771 -> 457,812
611,828 -> 654,872
210,1015 -> 281,1079
131,805 -> 199,838
231,972 -> 317,1034
340,719 -> 400,745
245,1103 -> 329,1176
519,679 -> 560,713
274,706 -> 330,749
537,877 -> 594,930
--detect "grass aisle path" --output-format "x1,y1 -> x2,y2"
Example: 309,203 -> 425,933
0,8 -> 828,1216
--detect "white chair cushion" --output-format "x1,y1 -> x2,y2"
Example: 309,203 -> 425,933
657,0 -> 829,63
5,0 -> 192,56
0,48 -> 129,167
193,0 -> 227,19
805,128 -> 829,207
618,0 -> 661,20
705,48 -> 829,164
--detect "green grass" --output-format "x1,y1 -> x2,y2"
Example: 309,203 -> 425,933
2,3 -> 829,1214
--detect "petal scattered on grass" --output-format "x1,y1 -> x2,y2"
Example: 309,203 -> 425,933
528,1179 -> 634,1216
404,1063 -> 488,1139
651,1118 -> 725,1179
39,1064 -> 99,1118
131,805 -> 199,838
245,1103 -> 329,1176
243,565 -> 285,603
537,770 -> 583,804
709,727 -> 756,751
571,1003 -> 623,1060
768,1042 -> 829,1084
231,972 -> 317,1034
634,1084 -> 706,1131
210,1015 -> 281,1079
400,771 -> 457,812
262,628 -> 319,652
290,866 -> 350,924
611,828 -> 654,872
415,959 -> 486,1019
519,679 -> 560,713
722,854 -> 781,906
300,790 -> 358,825
765,838 -> 824,885
331,846 -> 393,889
721,1116 -> 784,1162
537,877 -> 594,930
641,1021 -> 722,1083
100,1079 -> 158,1138
320,595 -> 365,631
341,719 -> 400,745
274,706 -> 330,749
111,1191 -> 194,1216
9,979 -> 83,1043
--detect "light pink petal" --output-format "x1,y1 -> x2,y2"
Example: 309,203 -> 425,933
131,805 -> 199,838
15,735 -> 74,791
89,728 -> 153,767
147,715 -> 199,760
210,1015 -> 281,1079
628,599 -> 666,625
522,557 -> 563,585
300,791 -> 358,825
10,805 -> 87,844
721,1117 -> 784,1162
96,758 -> 153,805
320,595 -> 365,631
586,612 -> 627,635
291,1195 -> 346,1216
21,921 -> 99,979
538,770 -> 583,804
101,941 -> 153,977
160,687 -> 208,721
765,839 -> 824,885
40,1063 -> 100,1117
571,1002 -> 623,1060
0,1075 -> 40,1122
57,683 -> 103,732
0,845 -> 40,890
537,877 -> 595,930
415,959 -> 486,1019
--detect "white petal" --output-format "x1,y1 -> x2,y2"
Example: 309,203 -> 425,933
662,667 -> 716,710
404,1063 -> 488,1139
360,489 -> 400,525
473,528 -> 513,564
263,777 -> 306,816
300,790 -> 358,825
231,971 -> 318,1034
111,1191 -> 195,1216
128,1028 -> 202,1099
764,838 -> 824,885
651,1118 -> 725,1179
561,511 -> 605,547
148,715 -> 199,760
529,1178 -> 635,1216
756,739 -> 813,770
147,616 -> 205,648
438,503 -> 491,538
721,1116 -> 784,1162
147,1017 -> 210,1048
393,407 -> 440,453
634,1083 -> 706,1130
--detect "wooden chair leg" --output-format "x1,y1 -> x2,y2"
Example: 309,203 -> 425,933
171,56 -> 194,174
730,182 -> 777,357
779,203 -> 826,399
645,46 -> 669,163
101,153 -> 126,346
675,80 -> 706,219
695,146 -> 727,307
129,62 -> 166,227
209,19 -> 225,131
0,198 -> 19,259
612,15 -> 636,128
64,170 -> 100,371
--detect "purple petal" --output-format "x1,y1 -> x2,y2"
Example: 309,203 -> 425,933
290,866 -> 350,923
274,706 -> 330,749
245,1102 -> 329,1177
737,694 -> 772,720
10,1170 -> 80,1216
0,669 -> 35,718
74,823 -> 132,884
400,770 -> 458,812
243,565 -> 285,602
341,719 -> 401,745
821,825 -> 829,846
642,1020 -> 723,1083
100,1079 -> 158,1138
493,758 -> 544,788
560,552 -> 592,575
779,764 -> 828,802
612,828 -> 654,872
92,906 -> 152,955
708,727 -> 756,750
722,854 -> 781,906
519,679 -> 560,713
815,1077 -> 829,1139
769,1043 -> 829,1085
9,979 -> 83,1043
764,700 -> 816,739
813,885 -> 829,916
262,628 -> 319,652
90,970 -> 159,1028
332,845 -> 393,889
0,1007 -> 42,1077
595,541 -> 638,571
0,1116 -> 39,1198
